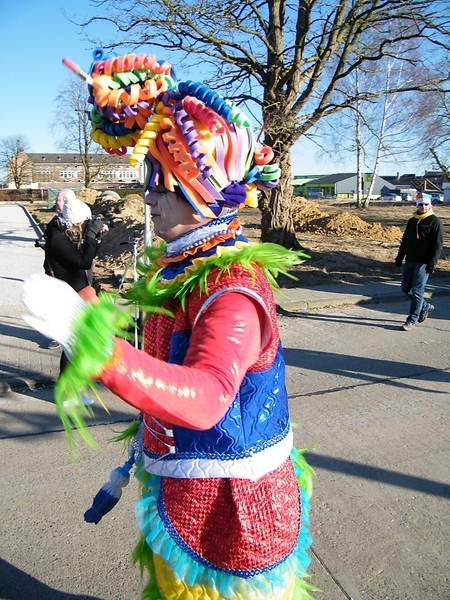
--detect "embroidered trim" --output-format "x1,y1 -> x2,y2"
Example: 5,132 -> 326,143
142,427 -> 293,480
164,212 -> 239,257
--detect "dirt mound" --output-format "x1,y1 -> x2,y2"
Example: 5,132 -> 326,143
76,189 -> 100,205
291,198 -> 327,227
31,193 -> 450,290
90,195 -> 147,289
291,199 -> 402,242
90,195 -> 403,290
88,196 -> 402,266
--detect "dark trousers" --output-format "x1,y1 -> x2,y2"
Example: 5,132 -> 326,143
401,262 -> 431,323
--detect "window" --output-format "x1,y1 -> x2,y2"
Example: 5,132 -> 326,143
100,168 -> 139,180
59,170 -> 81,178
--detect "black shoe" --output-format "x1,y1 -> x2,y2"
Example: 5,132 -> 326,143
418,304 -> 434,323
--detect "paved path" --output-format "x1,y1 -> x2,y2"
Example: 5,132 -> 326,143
0,203 -> 449,599
2,203 -> 450,392
0,204 -> 61,392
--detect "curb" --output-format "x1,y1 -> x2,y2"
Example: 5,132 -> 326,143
0,376 -> 56,394
276,291 -> 404,312
20,203 -> 44,237
275,284 -> 450,312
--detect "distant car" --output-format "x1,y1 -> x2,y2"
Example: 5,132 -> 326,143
381,193 -> 402,202
430,193 -> 444,204
401,193 -> 413,202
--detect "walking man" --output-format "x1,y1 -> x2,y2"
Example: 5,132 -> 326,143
395,192 -> 443,331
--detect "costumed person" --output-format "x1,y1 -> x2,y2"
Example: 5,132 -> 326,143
23,50 -> 315,600
395,192 -> 443,331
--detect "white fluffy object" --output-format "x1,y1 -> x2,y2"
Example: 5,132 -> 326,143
23,274 -> 86,355
61,191 -> 92,225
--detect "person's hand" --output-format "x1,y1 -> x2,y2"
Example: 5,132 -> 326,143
23,274 -> 86,357
395,258 -> 403,268
85,218 -> 104,240
426,264 -> 434,274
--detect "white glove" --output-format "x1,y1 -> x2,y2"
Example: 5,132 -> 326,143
23,274 -> 86,357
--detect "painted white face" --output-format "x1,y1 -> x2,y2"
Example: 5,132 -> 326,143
144,189 -> 210,242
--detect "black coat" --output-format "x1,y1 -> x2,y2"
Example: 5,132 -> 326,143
44,217 -> 101,292
396,213 -> 443,269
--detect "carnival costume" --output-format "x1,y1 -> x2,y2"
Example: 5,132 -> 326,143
23,51 -> 315,600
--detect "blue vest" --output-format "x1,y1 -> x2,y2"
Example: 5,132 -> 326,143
143,330 -> 291,464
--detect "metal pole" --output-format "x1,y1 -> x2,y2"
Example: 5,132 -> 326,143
144,203 -> 152,248
132,238 -> 139,349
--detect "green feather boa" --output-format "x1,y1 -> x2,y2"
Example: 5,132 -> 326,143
55,292 -> 136,458
127,241 -> 310,310
55,241 -> 309,456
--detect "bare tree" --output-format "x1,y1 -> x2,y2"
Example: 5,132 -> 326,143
430,146 -> 450,179
310,42 -> 431,207
360,54 -> 420,206
77,0 -> 450,247
52,77 -> 112,188
0,136 -> 33,189
415,86 -> 450,178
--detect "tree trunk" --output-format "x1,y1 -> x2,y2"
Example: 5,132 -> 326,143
356,113 -> 363,208
259,152 -> 301,249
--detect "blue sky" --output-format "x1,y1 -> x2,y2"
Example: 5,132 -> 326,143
0,0 -> 422,176
0,1 -> 97,152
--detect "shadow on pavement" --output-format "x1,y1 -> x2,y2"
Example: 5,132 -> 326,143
0,319 -> 50,347
0,402 -> 136,440
0,558 -> 104,600
284,347 -> 450,395
306,452 -> 450,499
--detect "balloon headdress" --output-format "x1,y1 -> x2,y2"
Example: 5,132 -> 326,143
63,51 -> 280,218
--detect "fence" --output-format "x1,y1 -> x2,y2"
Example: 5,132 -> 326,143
0,189 -> 48,204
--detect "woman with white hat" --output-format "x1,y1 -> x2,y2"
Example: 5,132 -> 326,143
44,189 -> 105,301
44,190 -> 106,375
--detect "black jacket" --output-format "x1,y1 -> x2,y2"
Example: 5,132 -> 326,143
396,212 -> 443,269
44,217 -> 102,292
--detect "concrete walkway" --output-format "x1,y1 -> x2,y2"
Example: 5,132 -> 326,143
1,203 -> 449,600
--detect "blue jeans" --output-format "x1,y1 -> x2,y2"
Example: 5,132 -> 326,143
401,262 -> 430,324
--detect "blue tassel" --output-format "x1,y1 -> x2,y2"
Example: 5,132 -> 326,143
84,458 -> 134,524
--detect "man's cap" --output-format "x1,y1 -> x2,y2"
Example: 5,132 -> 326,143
416,192 -> 432,205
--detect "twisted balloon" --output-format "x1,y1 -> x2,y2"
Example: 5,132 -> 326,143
64,49 -> 281,216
